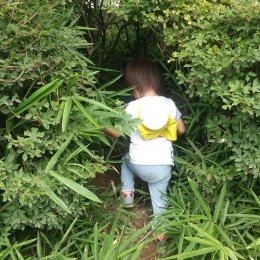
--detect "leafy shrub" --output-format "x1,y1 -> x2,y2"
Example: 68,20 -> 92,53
0,208 -> 152,259
0,0 -> 136,233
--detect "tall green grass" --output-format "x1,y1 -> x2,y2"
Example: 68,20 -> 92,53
0,208 -> 154,259
159,179 -> 260,259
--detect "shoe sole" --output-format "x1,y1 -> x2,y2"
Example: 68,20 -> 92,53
123,204 -> 134,208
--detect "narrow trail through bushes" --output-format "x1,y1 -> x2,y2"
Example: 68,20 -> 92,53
92,171 -> 161,260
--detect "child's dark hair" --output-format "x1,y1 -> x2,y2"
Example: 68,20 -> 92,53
125,58 -> 162,96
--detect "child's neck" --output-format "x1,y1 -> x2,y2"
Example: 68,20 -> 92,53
140,89 -> 159,98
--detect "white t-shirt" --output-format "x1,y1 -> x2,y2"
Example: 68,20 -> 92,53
126,96 -> 182,165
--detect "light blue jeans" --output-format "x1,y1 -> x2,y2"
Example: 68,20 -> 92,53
121,155 -> 172,219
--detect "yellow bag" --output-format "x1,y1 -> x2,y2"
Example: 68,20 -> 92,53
137,116 -> 177,141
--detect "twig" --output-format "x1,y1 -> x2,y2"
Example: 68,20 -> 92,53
0,70 -> 25,83
111,180 -> 118,202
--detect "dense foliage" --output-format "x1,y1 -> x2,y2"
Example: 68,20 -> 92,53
106,0 -> 260,191
0,0 -> 134,233
0,0 -> 259,258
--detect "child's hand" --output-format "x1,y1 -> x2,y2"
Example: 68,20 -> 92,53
176,119 -> 186,135
103,128 -> 121,138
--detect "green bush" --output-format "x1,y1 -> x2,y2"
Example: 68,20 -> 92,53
0,0 -> 136,233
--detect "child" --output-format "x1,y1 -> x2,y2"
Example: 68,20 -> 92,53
105,58 -> 185,242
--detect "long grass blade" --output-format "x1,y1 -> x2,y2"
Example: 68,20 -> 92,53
8,79 -> 62,120
76,96 -> 119,113
45,133 -> 73,172
189,223 -> 221,245
249,188 -> 260,207
62,97 -> 72,132
15,249 -> 24,260
72,97 -> 99,127
161,246 -> 217,259
215,225 -> 235,249
221,200 -> 230,226
98,74 -> 122,90
49,171 -> 101,203
246,237 -> 260,249
64,146 -> 85,165
53,217 -> 78,253
188,178 -> 212,219
94,223 -> 99,260
223,247 -> 239,260
185,237 -> 219,247
213,183 -> 226,223
39,181 -> 71,214
187,138 -> 204,160
178,225 -> 185,254
0,246 -> 15,260
37,231 -> 43,259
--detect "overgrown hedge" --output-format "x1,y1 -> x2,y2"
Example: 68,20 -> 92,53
0,0 -> 133,233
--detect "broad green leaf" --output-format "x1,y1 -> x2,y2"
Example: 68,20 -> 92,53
161,246 -> 217,259
98,74 -> 122,90
223,247 -> 239,260
76,96 -> 119,113
189,223 -> 221,245
249,188 -> 260,207
188,178 -> 212,219
45,133 -> 73,172
8,79 -> 63,120
37,232 -> 43,259
62,97 -> 72,132
246,237 -> 260,249
72,97 -> 99,127
213,183 -> 226,223
39,181 -> 71,214
215,225 -> 235,248
187,138 -> 204,160
49,171 -> 101,203
185,237 -> 219,247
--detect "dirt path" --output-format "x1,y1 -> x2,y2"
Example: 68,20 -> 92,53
92,171 -> 161,260
129,203 -> 160,260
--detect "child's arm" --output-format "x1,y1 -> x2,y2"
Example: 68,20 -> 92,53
103,127 -> 121,138
176,118 -> 186,136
